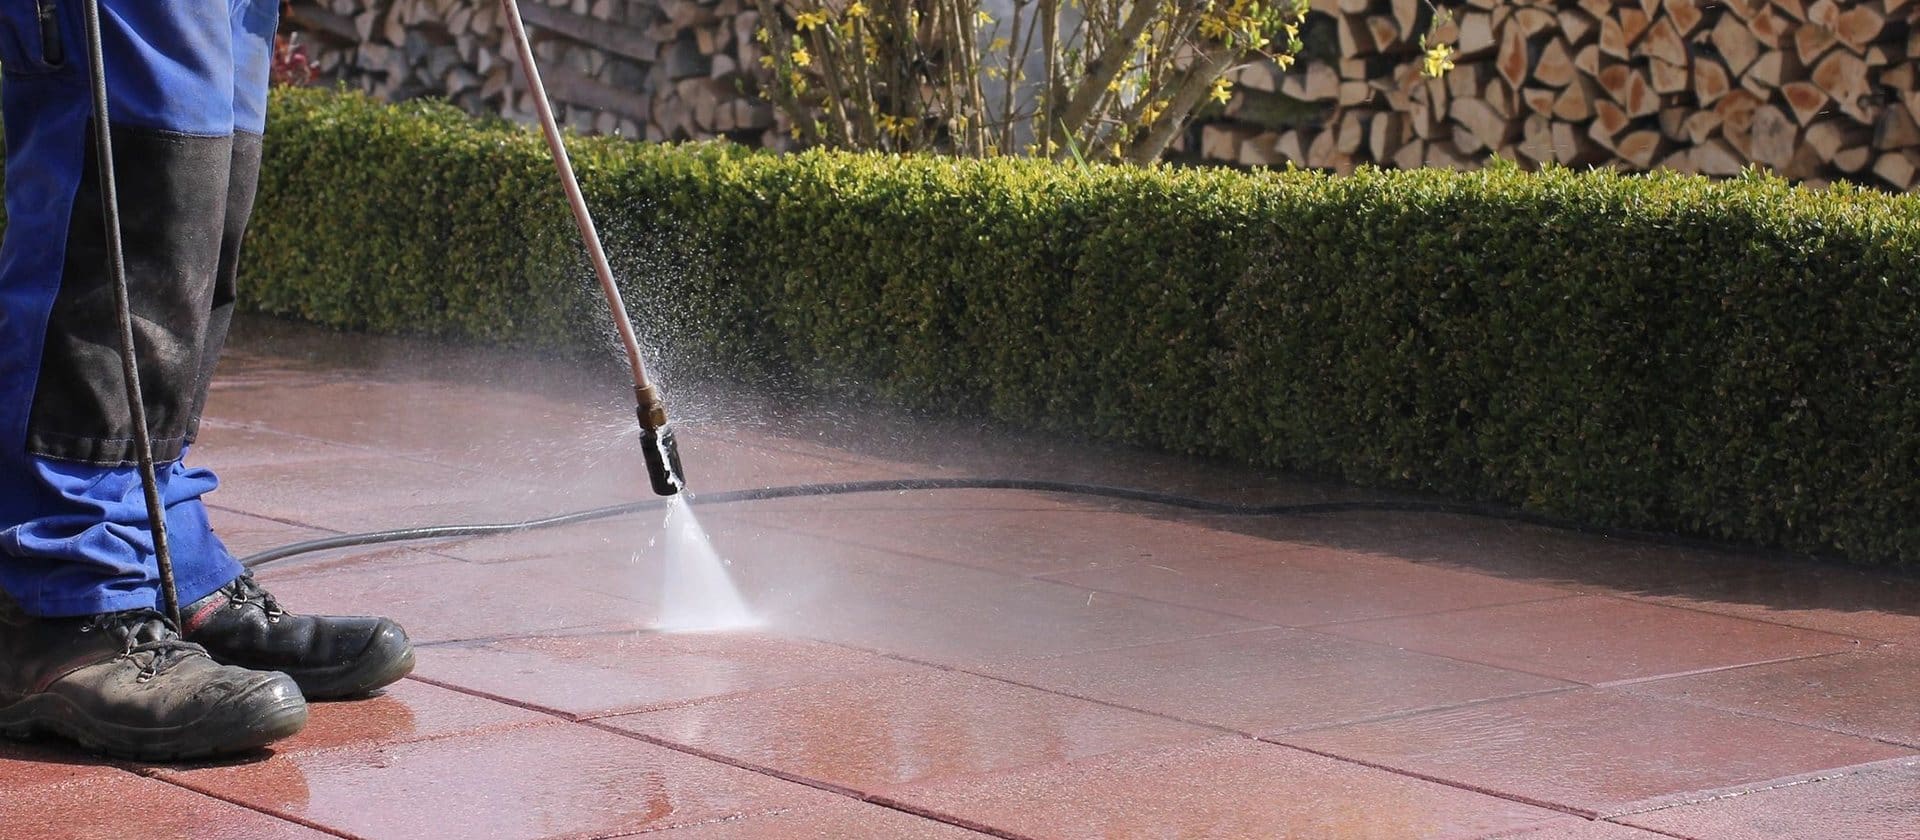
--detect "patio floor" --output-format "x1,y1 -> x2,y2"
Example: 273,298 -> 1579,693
4,320 -> 1917,839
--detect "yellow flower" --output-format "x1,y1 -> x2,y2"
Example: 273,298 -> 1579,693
846,1 -> 869,17
1274,52 -> 1294,71
754,26 -> 771,43
877,113 -> 919,138
792,47 -> 813,67
759,54 -> 776,68
975,10 -> 994,26
1139,99 -> 1168,125
1209,76 -> 1233,104
794,10 -> 829,30
1420,42 -> 1454,78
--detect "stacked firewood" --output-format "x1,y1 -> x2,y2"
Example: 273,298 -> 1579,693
284,0 -> 776,143
289,0 -> 1920,187
1207,0 -> 1920,189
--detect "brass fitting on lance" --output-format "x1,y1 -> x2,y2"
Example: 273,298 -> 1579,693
635,383 -> 669,431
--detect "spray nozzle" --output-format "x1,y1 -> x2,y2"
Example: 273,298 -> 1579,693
636,385 -> 685,497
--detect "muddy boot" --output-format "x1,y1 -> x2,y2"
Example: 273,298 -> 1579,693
183,574 -> 414,700
0,605 -> 307,761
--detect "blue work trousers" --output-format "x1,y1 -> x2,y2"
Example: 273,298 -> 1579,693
0,0 -> 278,616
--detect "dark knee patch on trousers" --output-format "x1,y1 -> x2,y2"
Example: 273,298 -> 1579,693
185,131 -> 262,443
28,126 -> 233,466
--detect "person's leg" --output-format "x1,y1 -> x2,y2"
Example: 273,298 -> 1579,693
164,0 -> 272,609
173,0 -> 415,700
0,0 -> 238,616
0,0 -> 306,760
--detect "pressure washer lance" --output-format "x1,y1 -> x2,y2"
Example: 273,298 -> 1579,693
500,0 -> 686,497
81,0 -> 186,626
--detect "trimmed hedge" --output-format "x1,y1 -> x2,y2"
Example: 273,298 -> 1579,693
245,87 -> 1920,566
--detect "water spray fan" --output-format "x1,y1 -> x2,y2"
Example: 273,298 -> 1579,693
500,0 -> 686,497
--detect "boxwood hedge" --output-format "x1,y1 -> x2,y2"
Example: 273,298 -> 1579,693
232,87 -> 1920,566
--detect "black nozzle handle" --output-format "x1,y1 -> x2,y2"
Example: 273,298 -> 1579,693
639,422 -> 686,497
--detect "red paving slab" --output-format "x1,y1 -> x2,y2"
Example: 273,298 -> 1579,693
682,530 -> 1269,665
0,772 -> 333,840
162,723 -> 838,840
757,497 -> 1290,577
1349,520 -> 1764,593
5,322 -> 1903,838
1618,758 -> 1920,839
1278,688 -> 1917,817
888,736 -> 1579,840
1497,821 -> 1676,839
0,741 -> 127,792
1623,647 -> 1920,747
205,379 -> 912,503
979,627 -> 1574,735
260,678 -> 551,754
1629,564 -> 1920,644
256,558 -> 651,644
201,379 -> 617,460
601,670 -> 1219,794
203,508 -> 335,558
1188,510 -> 1520,559
413,630 -> 919,719
765,415 -> 1373,508
210,453 -> 602,533
635,801 -> 994,838
251,545 -> 456,581
192,420 -> 370,469
1043,544 -> 1575,628
1322,594 -> 1865,685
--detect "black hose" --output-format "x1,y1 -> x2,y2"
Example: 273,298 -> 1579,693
83,0 -> 183,625
237,477 -> 1745,570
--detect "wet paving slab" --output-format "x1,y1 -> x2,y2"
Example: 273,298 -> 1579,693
1616,757 -> 1920,839
0,771 -> 335,840
4,317 -> 1918,839
1276,689 -> 1916,818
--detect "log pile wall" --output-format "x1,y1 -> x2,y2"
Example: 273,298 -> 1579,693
287,0 -> 1920,188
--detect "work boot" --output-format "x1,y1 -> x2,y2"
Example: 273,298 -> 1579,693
0,604 -> 307,761
183,574 -> 414,700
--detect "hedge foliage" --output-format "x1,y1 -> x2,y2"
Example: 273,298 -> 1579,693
243,87 -> 1920,565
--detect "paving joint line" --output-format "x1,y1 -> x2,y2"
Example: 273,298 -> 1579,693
1296,593 -> 1582,630
579,717 -> 1033,840
404,674 -> 1024,839
1259,739 -> 1599,819
203,503 -> 347,537
1588,590 -> 1881,643
1603,754 -> 1920,820
1608,671 -> 1920,753
1596,648 -> 1872,689
142,770 -> 363,840
754,625 -> 1593,748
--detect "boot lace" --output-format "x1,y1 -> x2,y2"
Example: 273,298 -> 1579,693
223,574 -> 285,622
80,610 -> 204,683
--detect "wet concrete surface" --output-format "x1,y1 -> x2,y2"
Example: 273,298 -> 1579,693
4,318 -> 1918,839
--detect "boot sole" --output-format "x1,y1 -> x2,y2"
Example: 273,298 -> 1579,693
0,679 -> 308,762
